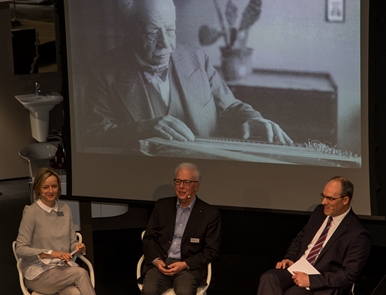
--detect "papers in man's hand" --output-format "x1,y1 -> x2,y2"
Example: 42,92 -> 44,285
287,257 -> 320,275
70,249 -> 79,256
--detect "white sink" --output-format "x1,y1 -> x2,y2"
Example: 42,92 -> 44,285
15,92 -> 63,113
19,141 -> 59,161
19,141 -> 59,181
15,92 -> 63,142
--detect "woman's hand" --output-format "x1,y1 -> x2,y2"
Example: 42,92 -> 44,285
51,251 -> 73,262
75,243 -> 86,254
39,243 -> 86,262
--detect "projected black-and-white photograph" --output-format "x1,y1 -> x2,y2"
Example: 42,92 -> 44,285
67,0 -> 361,168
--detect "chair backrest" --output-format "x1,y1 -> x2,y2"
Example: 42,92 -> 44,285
12,232 -> 95,295
136,231 -> 211,295
75,233 -> 95,288
12,241 -> 33,295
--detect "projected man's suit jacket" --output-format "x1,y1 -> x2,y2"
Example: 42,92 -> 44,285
82,44 -> 262,151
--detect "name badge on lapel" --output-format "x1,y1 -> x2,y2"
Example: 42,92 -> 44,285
190,238 -> 200,243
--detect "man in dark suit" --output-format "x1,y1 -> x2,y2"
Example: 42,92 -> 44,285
257,176 -> 371,295
140,162 -> 221,295
83,0 -> 292,152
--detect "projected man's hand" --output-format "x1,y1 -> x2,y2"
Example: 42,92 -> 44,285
138,115 -> 195,142
242,118 -> 293,144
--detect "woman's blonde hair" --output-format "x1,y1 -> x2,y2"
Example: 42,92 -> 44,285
33,167 -> 62,200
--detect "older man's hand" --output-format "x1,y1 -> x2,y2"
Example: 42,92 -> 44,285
242,118 -> 293,144
154,259 -> 173,276
166,261 -> 188,275
138,115 -> 195,142
154,260 -> 188,276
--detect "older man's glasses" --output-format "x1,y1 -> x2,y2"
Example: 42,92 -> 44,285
144,27 -> 176,41
320,193 -> 343,202
173,179 -> 198,186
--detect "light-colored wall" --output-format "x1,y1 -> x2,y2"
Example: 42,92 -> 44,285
0,3 -> 62,180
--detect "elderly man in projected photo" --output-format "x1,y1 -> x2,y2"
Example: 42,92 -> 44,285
85,0 -> 292,153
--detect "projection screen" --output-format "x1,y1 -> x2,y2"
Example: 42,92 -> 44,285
64,0 -> 372,215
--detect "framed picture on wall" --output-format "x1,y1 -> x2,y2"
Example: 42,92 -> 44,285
326,0 -> 345,22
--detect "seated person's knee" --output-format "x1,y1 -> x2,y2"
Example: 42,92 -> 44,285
173,285 -> 197,295
260,269 -> 279,282
73,266 -> 89,278
142,283 -> 163,295
59,286 -> 81,295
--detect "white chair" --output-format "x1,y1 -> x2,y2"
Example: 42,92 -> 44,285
136,231 -> 212,295
12,232 -> 95,295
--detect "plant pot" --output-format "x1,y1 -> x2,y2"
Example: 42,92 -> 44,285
220,47 -> 253,81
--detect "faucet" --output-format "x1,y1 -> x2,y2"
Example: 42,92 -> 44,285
47,130 -> 64,149
35,81 -> 41,97
46,134 -> 63,144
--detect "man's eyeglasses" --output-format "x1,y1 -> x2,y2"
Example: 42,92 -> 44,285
320,193 -> 343,202
173,179 -> 198,186
144,27 -> 176,41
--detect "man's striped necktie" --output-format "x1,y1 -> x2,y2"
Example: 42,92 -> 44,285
306,216 -> 333,265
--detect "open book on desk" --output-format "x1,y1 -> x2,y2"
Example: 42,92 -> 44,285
287,257 -> 320,275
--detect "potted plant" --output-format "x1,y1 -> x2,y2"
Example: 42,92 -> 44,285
199,0 -> 262,81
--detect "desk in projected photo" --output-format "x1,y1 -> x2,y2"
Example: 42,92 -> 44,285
139,137 -> 360,168
138,70 -> 359,168
226,69 -> 338,146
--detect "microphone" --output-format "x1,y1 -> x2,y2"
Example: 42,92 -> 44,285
187,195 -> 191,199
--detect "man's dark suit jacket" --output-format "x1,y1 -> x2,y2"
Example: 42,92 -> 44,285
285,204 -> 371,294
141,196 -> 221,285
